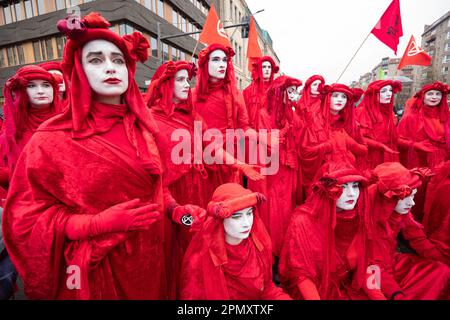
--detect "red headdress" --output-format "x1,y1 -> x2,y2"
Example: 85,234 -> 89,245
297,161 -> 372,298
299,75 -> 325,110
265,75 -> 302,128
250,56 -> 279,88
410,81 -> 449,123
180,183 -> 270,299
0,65 -> 60,171
39,12 -> 158,139
145,60 -> 197,116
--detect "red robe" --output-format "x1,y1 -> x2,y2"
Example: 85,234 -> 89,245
243,81 -> 270,128
2,102 -> 167,300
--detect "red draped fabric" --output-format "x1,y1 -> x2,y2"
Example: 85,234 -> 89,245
297,75 -> 325,123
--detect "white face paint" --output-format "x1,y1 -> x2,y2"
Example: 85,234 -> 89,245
208,49 -> 227,81
173,69 -> 190,103
286,85 -> 298,102
394,189 -> 417,214
379,85 -> 393,104
48,69 -> 66,93
261,61 -> 272,81
310,79 -> 322,95
336,182 -> 360,211
423,90 -> 442,107
81,39 -> 128,103
223,207 -> 254,245
26,79 -> 54,108
330,91 -> 348,115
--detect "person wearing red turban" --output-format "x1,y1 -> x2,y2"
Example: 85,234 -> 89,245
145,60 -> 263,298
354,80 -> 402,169
179,183 -> 291,300
369,162 -> 449,299
243,56 -> 280,128
297,75 -> 325,122
422,160 -> 450,265
2,13 -> 167,300
248,75 -> 303,257
299,83 -> 368,196
193,43 -> 268,202
38,61 -> 69,106
279,162 -> 385,300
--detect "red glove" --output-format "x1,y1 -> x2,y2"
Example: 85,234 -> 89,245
207,192 -> 266,218
413,141 -> 435,153
65,199 -> 161,240
233,163 -> 265,181
172,204 -> 207,231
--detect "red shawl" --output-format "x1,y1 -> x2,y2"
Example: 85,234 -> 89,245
193,43 -> 250,132
397,81 -> 450,169
279,162 -> 374,300
355,80 -> 402,167
0,65 -> 60,174
243,56 -> 279,127
180,183 -> 291,300
2,13 -> 166,300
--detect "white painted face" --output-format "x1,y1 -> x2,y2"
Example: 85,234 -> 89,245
223,207 -> 254,245
379,85 -> 393,104
48,69 -> 66,93
423,90 -> 443,107
336,181 -> 360,211
208,49 -> 227,81
173,69 -> 190,103
261,61 -> 272,81
330,91 -> 348,114
286,85 -> 298,102
310,79 -> 322,95
394,189 -> 417,214
26,79 -> 54,108
81,39 -> 128,101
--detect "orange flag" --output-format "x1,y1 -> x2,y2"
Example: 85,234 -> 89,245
246,16 -> 262,71
199,5 -> 231,47
397,35 -> 432,70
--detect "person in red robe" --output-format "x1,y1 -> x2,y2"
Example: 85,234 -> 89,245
299,83 -> 367,196
243,56 -> 279,128
297,75 -> 325,122
422,160 -> 450,265
145,60 -> 262,298
248,75 -> 303,257
179,182 -> 292,300
354,80 -> 401,169
369,162 -> 449,299
193,43 -> 268,201
38,61 -> 69,106
279,161 -> 386,300
2,12 -> 167,300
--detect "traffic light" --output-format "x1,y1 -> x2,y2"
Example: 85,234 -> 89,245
241,16 -> 250,38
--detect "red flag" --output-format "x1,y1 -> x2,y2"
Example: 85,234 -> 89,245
371,0 -> 403,54
199,5 -> 231,47
397,35 -> 431,70
246,16 -> 262,71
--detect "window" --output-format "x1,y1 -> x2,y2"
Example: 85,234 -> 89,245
158,0 -> 164,18
181,16 -> 186,32
443,66 -> 449,75
447,31 -> 450,40
69,0 -> 79,6
230,1 -> 233,20
144,0 -> 151,10
24,0 -> 34,18
446,43 -> 450,51
55,0 -> 66,10
162,42 -> 169,61
448,19 -> 450,27
429,50 -> 434,57
14,2 -> 23,21
151,0 -> 157,13
444,55 -> 450,63
126,24 -> 134,35
172,9 -> 178,28
150,36 -> 158,57
180,51 -> 186,61
37,0 -> 46,15
119,24 -> 126,36
3,5 -> 13,24
0,49 -> 5,67
17,45 -> 24,64
33,41 -> 42,62
45,38 -> 54,60
171,47 -> 178,61
56,36 -> 66,58
7,47 -> 16,66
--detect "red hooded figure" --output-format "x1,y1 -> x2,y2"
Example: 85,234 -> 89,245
297,75 -> 325,122
397,81 -> 449,170
355,80 -> 402,168
279,162 -> 384,300
422,160 -> 450,265
369,162 -> 449,300
179,183 -> 291,300
248,75 -> 303,256
38,61 -> 69,106
299,83 -> 368,196
243,56 -> 280,128
0,65 -> 61,182
2,13 -> 167,300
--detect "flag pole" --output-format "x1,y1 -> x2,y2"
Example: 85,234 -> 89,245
336,31 -> 372,83
189,39 -> 201,62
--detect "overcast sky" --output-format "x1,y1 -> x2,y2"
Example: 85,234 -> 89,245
245,0 -> 450,85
